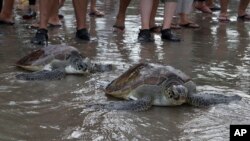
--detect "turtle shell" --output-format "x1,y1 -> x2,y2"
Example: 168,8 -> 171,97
105,63 -> 192,99
16,45 -> 80,71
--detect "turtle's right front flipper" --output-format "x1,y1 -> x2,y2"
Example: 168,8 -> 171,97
88,96 -> 152,111
16,70 -> 66,80
187,93 -> 242,107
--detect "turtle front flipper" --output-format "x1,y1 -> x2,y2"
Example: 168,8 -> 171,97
89,96 -> 153,111
16,69 -> 66,80
187,93 -> 242,107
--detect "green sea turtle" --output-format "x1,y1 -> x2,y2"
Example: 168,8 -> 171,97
16,45 -> 113,80
91,63 -> 241,111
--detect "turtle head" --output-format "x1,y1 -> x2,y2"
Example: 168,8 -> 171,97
164,85 -> 188,101
65,51 -> 88,73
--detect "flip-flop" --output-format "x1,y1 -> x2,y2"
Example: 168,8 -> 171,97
89,10 -> 105,17
149,25 -> 162,33
179,23 -> 200,28
27,23 -> 61,29
237,14 -> 250,21
0,20 -> 14,25
113,25 -> 125,32
218,16 -> 230,23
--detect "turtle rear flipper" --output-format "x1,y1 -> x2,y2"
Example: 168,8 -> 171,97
187,93 -> 242,107
88,96 -> 152,111
16,70 -> 66,80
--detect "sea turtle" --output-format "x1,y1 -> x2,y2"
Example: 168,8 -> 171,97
16,45 -> 113,80
91,63 -> 241,111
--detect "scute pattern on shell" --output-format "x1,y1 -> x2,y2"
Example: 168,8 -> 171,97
16,45 -> 80,71
105,63 -> 191,99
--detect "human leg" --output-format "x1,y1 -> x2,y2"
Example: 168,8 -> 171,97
194,0 -> 212,14
161,0 -> 180,42
89,0 -> 104,17
0,0 -> 15,24
218,0 -> 230,22
177,0 -> 199,28
72,0 -> 90,40
113,0 -> 131,31
162,1 -> 177,30
140,0 -> 153,30
48,0 -> 61,26
31,0 -> 56,45
138,0 -> 154,42
149,0 -> 161,33
237,0 -> 250,21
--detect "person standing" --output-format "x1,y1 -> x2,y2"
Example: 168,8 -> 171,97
31,0 -> 90,45
113,0 -> 160,33
218,0 -> 250,22
138,0 -> 180,42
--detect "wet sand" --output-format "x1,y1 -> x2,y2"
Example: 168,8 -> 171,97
0,0 -> 250,140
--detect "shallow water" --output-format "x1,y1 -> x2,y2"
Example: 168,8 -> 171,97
0,0 -> 250,141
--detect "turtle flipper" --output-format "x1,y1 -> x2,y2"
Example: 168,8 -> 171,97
16,70 -> 66,80
187,93 -> 242,107
88,96 -> 152,111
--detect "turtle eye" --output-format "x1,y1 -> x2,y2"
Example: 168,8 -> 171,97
78,63 -> 87,71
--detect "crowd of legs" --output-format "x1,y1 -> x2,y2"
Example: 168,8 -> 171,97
0,0 -> 250,45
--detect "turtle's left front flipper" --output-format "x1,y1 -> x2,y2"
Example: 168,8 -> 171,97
187,93 -> 242,107
88,96 -> 152,111
16,69 -> 66,80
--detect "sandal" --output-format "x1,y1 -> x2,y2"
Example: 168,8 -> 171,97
0,20 -> 14,25
28,23 -> 61,29
179,23 -> 200,28
218,15 -> 230,23
113,25 -> 125,32
149,25 -> 162,33
237,14 -> 250,21
89,10 -> 104,17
